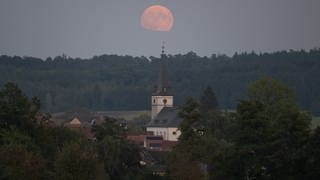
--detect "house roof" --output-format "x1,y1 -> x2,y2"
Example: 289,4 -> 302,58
146,107 -> 182,128
69,117 -> 81,125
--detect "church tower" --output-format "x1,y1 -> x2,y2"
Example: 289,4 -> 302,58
151,43 -> 174,120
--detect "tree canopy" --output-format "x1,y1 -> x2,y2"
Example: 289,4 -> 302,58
1,49 -> 320,115
169,77 -> 316,180
0,83 -> 146,179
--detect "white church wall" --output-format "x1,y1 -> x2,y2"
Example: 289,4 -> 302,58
146,127 -> 180,141
146,127 -> 169,141
151,95 -> 173,119
168,127 -> 181,141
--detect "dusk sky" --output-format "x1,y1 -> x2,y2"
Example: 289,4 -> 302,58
0,0 -> 319,59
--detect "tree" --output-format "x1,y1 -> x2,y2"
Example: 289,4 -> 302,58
168,97 -> 207,180
247,77 -> 295,106
199,92 -> 237,179
199,85 -> 218,114
0,82 -> 40,133
168,149 -> 207,180
54,143 -> 106,180
0,127 -> 40,153
178,97 -> 202,142
92,84 -> 102,110
202,135 -> 234,180
95,136 -> 141,179
305,127 -> 320,179
199,85 -> 224,139
2,50 -> 320,115
33,126 -> 82,162
45,92 -> 53,112
231,77 -> 311,179
91,116 -> 126,141
92,117 -> 142,179
0,144 -> 47,180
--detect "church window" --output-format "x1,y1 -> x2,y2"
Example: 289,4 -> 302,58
163,99 -> 167,105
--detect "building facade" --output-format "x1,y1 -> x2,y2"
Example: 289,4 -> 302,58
147,45 -> 182,141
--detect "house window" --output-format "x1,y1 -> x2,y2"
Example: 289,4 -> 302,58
172,131 -> 176,135
153,99 -> 156,104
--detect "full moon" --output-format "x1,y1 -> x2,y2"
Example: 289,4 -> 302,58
141,5 -> 174,32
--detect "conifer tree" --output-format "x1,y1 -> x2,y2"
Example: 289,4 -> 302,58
199,85 -> 218,114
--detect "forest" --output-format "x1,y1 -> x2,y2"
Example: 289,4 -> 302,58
0,78 -> 319,179
0,49 -> 320,115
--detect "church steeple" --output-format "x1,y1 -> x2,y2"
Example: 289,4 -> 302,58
153,42 -> 172,96
151,42 -> 174,120
161,41 -> 166,59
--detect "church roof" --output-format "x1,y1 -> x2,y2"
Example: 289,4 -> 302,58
152,59 -> 173,96
153,42 -> 173,96
147,107 -> 182,128
153,62 -> 172,96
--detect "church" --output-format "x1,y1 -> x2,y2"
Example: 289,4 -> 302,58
146,45 -> 182,142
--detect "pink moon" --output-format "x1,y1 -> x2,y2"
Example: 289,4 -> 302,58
141,5 -> 174,32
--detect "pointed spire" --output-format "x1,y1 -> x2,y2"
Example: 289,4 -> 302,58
161,41 -> 166,59
153,42 -> 173,96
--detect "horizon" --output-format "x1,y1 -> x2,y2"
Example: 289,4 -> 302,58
1,46 -> 319,60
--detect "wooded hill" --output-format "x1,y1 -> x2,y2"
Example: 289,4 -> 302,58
0,49 -> 319,115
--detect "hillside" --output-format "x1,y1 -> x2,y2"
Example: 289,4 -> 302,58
0,49 -> 320,115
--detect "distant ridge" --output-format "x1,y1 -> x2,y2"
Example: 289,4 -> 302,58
1,49 -> 320,115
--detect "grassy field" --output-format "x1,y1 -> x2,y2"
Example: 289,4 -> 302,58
95,111 -> 150,121
52,110 -> 151,125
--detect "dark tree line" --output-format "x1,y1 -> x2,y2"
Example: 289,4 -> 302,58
0,49 -> 320,115
0,83 -> 149,179
1,78 -> 319,179
168,78 -> 320,179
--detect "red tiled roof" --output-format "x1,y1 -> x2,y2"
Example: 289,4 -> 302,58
127,134 -> 145,143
